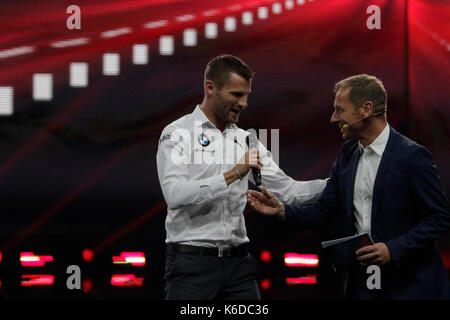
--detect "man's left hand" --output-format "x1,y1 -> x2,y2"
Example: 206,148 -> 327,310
355,242 -> 391,267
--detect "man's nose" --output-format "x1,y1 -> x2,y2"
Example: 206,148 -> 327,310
239,96 -> 248,109
330,111 -> 339,125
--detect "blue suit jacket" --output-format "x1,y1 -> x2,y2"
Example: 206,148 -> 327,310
285,127 -> 450,299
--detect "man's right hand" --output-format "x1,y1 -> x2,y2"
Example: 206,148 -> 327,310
235,148 -> 263,177
247,187 -> 285,219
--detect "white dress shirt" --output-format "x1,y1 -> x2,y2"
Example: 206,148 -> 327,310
353,123 -> 390,234
156,105 -> 327,248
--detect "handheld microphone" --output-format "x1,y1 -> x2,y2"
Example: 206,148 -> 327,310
246,134 -> 262,186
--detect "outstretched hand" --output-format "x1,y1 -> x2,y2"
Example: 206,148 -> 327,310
247,187 -> 285,219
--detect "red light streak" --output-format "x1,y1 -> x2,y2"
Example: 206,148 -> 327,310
20,252 -> 53,267
21,274 -> 55,286
112,252 -> 146,266
286,275 -> 317,285
284,253 -> 319,267
111,274 -> 144,287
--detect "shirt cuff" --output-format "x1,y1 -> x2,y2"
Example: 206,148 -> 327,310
208,173 -> 228,195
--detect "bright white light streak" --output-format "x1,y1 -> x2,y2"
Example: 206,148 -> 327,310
203,9 -> 219,17
0,87 -> 13,116
273,3 -> 282,14
159,36 -> 174,55
101,27 -> 132,38
242,12 -> 253,25
286,0 -> 294,10
183,29 -> 197,46
51,37 -> 89,48
133,44 -> 149,65
70,62 -> 88,87
33,74 -> 53,101
258,7 -> 269,19
144,20 -> 168,29
0,46 -> 34,59
224,17 -> 236,32
229,5 -> 242,11
103,53 -> 120,76
205,23 -> 218,39
176,14 -> 195,22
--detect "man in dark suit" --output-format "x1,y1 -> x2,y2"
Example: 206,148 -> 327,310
247,74 -> 450,299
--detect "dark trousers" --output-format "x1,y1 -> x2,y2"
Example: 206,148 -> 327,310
164,250 -> 261,300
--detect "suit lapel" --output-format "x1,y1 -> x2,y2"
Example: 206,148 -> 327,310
371,127 -> 397,225
346,147 -> 361,220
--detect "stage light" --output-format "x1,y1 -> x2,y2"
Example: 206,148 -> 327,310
111,274 -> 144,287
286,275 -> 317,285
260,250 -> 272,263
21,274 -> 55,286
273,3 -> 282,15
20,252 -> 53,267
258,7 -> 269,20
82,249 -> 94,262
224,17 -> 237,32
159,36 -> 174,55
82,278 -> 93,293
183,29 -> 197,47
0,251 -> 2,263
286,0 -> 294,10
176,14 -> 195,23
0,45 -> 34,59
242,12 -> 253,25
284,253 -> 319,267
101,27 -> 132,39
112,252 -> 146,266
0,87 -> 12,116
205,23 -> 218,39
203,10 -> 218,17
260,278 -> 272,290
51,38 -> 89,48
144,20 -> 168,29
103,53 -> 120,76
132,44 -> 149,65
33,74 -> 53,101
70,62 -> 88,87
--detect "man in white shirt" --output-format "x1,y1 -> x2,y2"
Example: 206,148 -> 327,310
156,54 -> 327,299
248,74 -> 450,299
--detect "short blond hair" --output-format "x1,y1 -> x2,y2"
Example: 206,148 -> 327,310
334,74 -> 387,116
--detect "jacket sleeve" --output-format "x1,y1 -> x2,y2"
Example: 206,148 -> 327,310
257,140 -> 328,205
284,155 -> 341,228
385,147 -> 450,265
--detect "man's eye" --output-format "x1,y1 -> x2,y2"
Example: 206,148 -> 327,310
232,93 -> 243,98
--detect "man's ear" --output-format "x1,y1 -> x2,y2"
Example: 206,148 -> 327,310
361,101 -> 374,117
204,80 -> 216,97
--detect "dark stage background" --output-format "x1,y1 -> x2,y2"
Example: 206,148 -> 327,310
0,0 -> 449,299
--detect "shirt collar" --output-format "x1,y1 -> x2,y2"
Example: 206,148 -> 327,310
358,123 -> 390,156
192,105 -> 238,131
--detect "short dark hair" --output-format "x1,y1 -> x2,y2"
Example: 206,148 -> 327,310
334,74 -> 387,116
204,54 -> 255,90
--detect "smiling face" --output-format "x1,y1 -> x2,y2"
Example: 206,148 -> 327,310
331,87 -> 365,141
210,72 -> 251,127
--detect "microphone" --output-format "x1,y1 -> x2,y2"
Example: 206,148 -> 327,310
246,134 -> 262,186
342,111 -> 384,129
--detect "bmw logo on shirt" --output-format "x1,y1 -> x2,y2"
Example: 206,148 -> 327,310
198,133 -> 210,147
